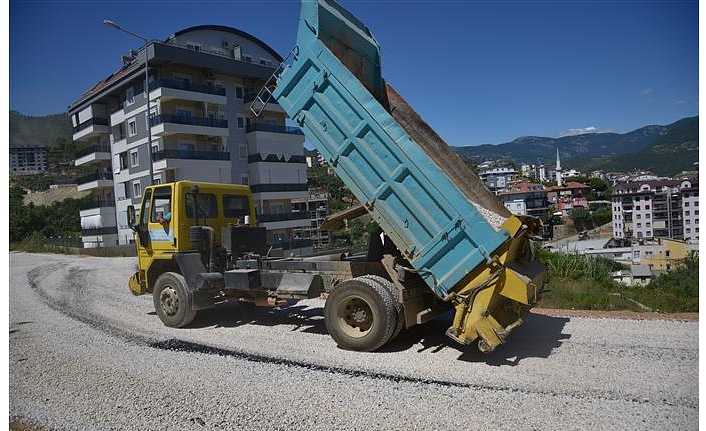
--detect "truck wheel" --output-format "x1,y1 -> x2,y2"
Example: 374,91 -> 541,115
153,272 -> 197,328
324,277 -> 396,352
358,275 -> 405,341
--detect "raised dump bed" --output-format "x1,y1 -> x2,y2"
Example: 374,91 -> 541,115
252,0 -> 546,352
259,0 -> 510,299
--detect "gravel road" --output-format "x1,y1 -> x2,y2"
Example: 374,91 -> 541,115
10,252 -> 699,430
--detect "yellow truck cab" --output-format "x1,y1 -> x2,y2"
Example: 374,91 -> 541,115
127,181 -> 258,322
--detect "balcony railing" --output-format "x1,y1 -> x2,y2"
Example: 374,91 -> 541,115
73,117 -> 109,134
246,123 -> 304,135
110,102 -> 125,114
82,226 -> 118,236
258,212 -> 310,223
248,154 -> 306,163
75,144 -> 111,159
150,114 -> 228,128
77,172 -> 113,184
243,92 -> 280,105
79,199 -> 116,211
149,78 -> 226,96
250,183 -> 308,193
152,150 -> 230,161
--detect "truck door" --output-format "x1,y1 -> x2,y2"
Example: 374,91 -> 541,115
147,185 -> 177,254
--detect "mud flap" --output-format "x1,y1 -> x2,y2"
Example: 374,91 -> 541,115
128,271 -> 145,296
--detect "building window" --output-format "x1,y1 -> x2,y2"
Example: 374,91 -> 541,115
646,222 -> 651,227
235,86 -> 244,99
237,115 -> 244,129
130,149 -> 139,167
133,180 -> 142,198
685,202 -> 689,207
128,118 -> 137,137
645,205 -> 650,210
241,174 -> 249,185
126,87 -> 134,106
635,205 -> 640,210
685,210 -> 690,216
239,143 -> 247,160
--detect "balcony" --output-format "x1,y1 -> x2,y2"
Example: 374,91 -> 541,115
151,150 -> 231,181
246,123 -> 304,135
152,149 -> 230,161
250,183 -> 308,193
73,117 -> 110,141
77,172 -> 113,192
75,144 -> 111,166
243,92 -> 284,114
248,154 -> 306,163
79,199 -> 116,211
149,78 -> 227,105
150,114 -> 229,137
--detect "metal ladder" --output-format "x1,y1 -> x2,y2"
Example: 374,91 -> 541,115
249,47 -> 297,118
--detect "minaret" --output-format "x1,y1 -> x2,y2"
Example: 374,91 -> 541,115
556,147 -> 563,187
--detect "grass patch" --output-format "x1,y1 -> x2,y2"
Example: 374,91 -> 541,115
536,250 -> 698,313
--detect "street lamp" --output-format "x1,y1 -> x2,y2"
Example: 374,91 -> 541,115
104,19 -> 155,186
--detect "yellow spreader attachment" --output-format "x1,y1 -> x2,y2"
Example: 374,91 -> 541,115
445,216 -> 547,353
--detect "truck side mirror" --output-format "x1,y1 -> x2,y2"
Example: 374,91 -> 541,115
127,205 -> 136,228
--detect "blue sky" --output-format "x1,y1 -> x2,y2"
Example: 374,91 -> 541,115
9,0 -> 699,146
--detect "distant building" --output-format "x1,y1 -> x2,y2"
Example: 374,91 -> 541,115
611,179 -> 699,241
479,165 -> 517,193
498,181 -> 549,219
10,146 -> 49,175
547,181 -> 591,217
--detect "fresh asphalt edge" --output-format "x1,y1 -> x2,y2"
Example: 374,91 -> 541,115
24,263 -> 697,411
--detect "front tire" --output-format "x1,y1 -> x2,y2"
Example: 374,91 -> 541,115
153,272 -> 197,328
324,277 -> 396,352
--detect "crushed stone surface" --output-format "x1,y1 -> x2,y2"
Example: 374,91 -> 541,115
10,253 -> 699,430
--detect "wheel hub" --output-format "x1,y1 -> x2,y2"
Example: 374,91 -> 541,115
159,286 -> 179,316
338,297 -> 373,336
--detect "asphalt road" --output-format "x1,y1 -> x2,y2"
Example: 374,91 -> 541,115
9,253 -> 699,430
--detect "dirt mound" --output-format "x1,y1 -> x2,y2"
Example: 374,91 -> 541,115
22,185 -> 90,207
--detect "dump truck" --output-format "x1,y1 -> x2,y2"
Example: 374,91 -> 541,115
127,0 -> 547,353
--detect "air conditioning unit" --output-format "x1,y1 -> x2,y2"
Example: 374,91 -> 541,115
222,40 -> 231,49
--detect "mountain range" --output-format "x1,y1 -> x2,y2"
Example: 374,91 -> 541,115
8,111 -> 698,177
9,111 -> 72,148
453,116 -> 698,177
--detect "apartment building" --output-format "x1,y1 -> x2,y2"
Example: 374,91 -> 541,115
498,181 -> 549,219
479,165 -> 517,194
10,146 -> 49,175
547,181 -> 590,217
611,179 -> 699,242
69,25 -> 308,248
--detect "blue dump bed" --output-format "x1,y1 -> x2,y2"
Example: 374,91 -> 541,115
265,0 -> 512,299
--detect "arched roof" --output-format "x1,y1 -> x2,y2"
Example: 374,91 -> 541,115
169,25 -> 283,62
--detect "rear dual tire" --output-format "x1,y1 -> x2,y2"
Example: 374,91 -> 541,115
324,276 -> 400,352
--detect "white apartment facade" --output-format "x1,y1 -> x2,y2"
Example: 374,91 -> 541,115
69,25 -> 308,248
611,179 -> 699,242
